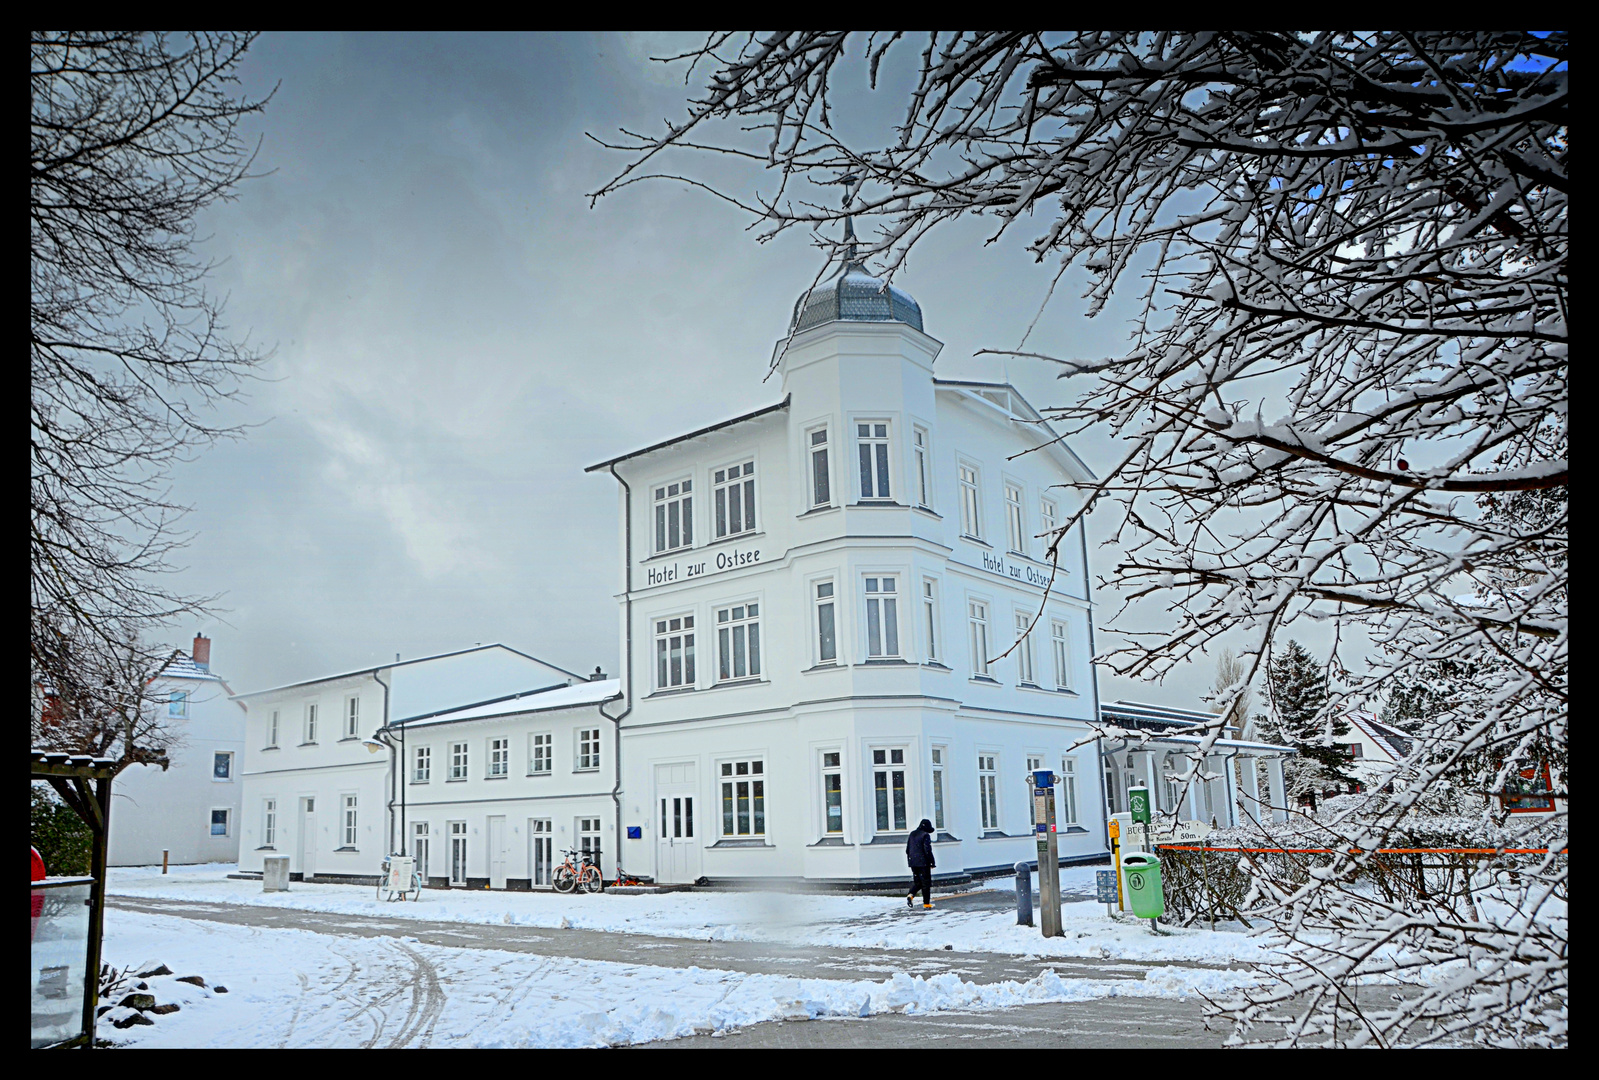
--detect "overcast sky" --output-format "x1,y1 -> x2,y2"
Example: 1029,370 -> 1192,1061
168,31 -> 1352,710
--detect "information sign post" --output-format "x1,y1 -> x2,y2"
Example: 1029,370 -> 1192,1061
1033,770 -> 1063,938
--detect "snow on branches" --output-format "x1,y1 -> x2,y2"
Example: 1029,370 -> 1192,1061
597,30 -> 1567,1047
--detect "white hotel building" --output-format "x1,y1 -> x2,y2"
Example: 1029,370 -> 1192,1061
589,264 -> 1108,885
236,261 -> 1293,890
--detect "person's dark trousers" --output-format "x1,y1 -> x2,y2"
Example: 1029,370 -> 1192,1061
908,866 -> 932,905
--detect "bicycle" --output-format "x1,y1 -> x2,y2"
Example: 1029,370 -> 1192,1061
551,848 -> 604,894
376,853 -> 423,902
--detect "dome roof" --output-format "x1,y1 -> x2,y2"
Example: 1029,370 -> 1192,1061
789,263 -> 923,334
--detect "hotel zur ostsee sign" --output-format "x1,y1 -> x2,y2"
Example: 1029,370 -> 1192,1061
644,545 -> 762,588
978,549 -> 1056,588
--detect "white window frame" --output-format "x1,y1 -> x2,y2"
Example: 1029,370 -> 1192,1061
930,746 -> 948,831
856,420 -> 893,500
807,426 -> 832,508
266,710 -> 279,749
1059,757 -> 1080,826
413,745 -> 431,783
713,460 -> 757,539
863,575 -> 901,659
341,793 -> 358,848
813,579 -> 838,665
344,695 -> 360,740
1005,481 -> 1026,554
529,732 -> 552,775
450,741 -> 468,781
488,737 -> 510,778
212,751 -> 234,782
978,753 -> 1000,832
1104,759 -> 1119,817
921,578 -> 940,663
577,816 -> 603,861
529,818 -> 551,886
209,807 -> 230,838
1040,498 -> 1059,552
412,821 -> 430,880
575,728 -> 601,772
262,799 -> 277,848
168,690 -> 188,718
652,477 -> 694,554
871,746 -> 911,833
303,702 -> 318,744
959,462 -> 982,538
1014,610 -> 1037,685
449,821 -> 468,886
715,600 -> 762,682
718,758 -> 767,838
1051,619 -> 1072,690
653,613 -> 697,691
821,750 -> 844,835
912,426 -> 932,508
969,599 -> 992,677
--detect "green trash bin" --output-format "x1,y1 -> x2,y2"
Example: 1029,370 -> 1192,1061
1120,852 -> 1165,920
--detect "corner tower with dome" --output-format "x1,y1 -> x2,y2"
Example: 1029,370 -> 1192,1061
588,257 -> 1106,887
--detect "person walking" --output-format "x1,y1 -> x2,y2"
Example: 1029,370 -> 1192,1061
905,818 -> 935,909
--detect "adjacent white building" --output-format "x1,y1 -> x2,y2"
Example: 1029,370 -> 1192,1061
235,645 -> 599,884
108,636 -> 247,866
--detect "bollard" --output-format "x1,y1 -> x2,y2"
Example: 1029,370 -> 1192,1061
262,856 -> 290,893
1015,861 -> 1033,926
162,849 -> 169,875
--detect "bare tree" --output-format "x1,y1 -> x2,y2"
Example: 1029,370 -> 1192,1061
1212,647 -> 1252,736
596,32 -> 1566,1046
31,31 -> 272,766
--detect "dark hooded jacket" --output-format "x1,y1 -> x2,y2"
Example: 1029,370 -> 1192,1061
906,819 -> 936,868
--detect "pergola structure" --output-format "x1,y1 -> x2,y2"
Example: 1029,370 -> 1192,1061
1098,702 -> 1294,830
31,750 -> 128,1049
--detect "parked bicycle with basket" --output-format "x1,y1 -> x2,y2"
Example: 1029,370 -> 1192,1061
551,848 -> 604,893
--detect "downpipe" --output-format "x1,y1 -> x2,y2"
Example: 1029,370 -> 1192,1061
598,462 -> 634,880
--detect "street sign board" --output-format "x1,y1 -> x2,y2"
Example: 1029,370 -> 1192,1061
1096,869 -> 1119,904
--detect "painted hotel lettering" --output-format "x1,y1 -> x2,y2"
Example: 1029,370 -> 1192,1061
979,550 -> 1053,587
645,547 -> 762,588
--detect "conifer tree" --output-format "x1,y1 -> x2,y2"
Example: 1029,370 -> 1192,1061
1263,640 -> 1353,798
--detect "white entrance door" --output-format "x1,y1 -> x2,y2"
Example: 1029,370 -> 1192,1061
487,816 -> 507,890
412,822 -> 430,882
299,797 -> 317,879
529,819 -> 552,887
654,762 -> 700,884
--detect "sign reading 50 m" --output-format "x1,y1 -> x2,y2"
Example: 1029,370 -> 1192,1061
644,547 -> 762,588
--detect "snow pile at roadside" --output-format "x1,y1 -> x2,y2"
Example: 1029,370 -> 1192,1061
101,908 -> 1254,1048
108,863 -> 1270,965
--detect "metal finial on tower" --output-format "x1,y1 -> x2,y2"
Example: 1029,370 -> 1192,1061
836,173 -> 859,266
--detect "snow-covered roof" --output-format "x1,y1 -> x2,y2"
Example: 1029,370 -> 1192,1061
158,653 -> 221,681
1345,710 -> 1413,761
232,644 -> 583,700
1101,700 -> 1229,731
397,679 -> 622,730
933,379 -> 1098,483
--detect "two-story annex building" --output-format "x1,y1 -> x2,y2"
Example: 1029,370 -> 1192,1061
590,262 -> 1109,886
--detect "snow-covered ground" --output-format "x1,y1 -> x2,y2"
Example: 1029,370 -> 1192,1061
107,863 -> 1273,965
100,907 -> 1255,1048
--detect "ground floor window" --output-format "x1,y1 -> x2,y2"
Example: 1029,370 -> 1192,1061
1104,760 -> 1118,817
531,819 -> 552,885
210,808 -> 229,837
978,754 -> 999,831
821,752 -> 843,834
1059,758 -> 1079,825
262,799 -> 276,847
873,748 -> 909,832
578,817 -> 602,862
720,759 -> 766,837
413,822 -> 430,880
449,822 -> 467,885
342,794 -> 358,847
930,747 -> 947,830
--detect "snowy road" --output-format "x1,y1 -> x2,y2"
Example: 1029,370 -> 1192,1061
101,897 -> 1246,1048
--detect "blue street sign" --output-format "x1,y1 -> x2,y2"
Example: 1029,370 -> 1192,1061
626,826 -> 642,839
1033,769 -> 1055,788
1096,869 -> 1119,905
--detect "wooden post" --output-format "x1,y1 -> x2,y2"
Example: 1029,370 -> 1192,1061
162,849 -> 169,875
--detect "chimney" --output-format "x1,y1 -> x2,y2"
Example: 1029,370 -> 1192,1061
590,666 -> 606,681
192,634 -> 211,670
